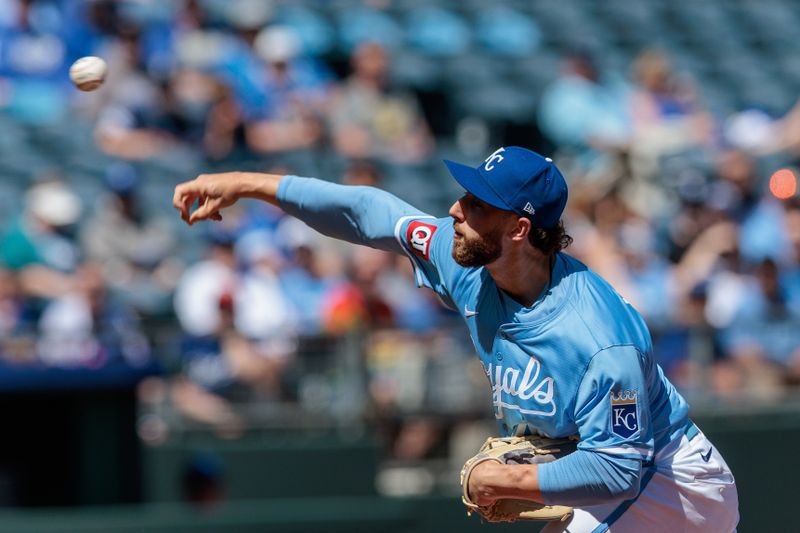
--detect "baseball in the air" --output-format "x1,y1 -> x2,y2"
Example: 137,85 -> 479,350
69,56 -> 107,92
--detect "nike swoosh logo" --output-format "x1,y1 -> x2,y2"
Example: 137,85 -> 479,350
464,305 -> 478,317
700,447 -> 713,462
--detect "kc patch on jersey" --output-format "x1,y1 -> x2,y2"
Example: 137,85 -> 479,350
610,390 -> 639,438
406,220 -> 437,260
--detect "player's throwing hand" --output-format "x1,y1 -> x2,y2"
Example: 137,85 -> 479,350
172,172 -> 283,225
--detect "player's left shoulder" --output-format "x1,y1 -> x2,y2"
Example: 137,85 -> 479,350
555,254 -> 653,350
556,253 -> 608,290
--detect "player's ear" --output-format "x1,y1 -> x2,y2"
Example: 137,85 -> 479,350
509,216 -> 531,242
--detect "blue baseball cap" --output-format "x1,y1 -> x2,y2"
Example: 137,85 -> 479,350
444,146 -> 568,228
104,162 -> 140,196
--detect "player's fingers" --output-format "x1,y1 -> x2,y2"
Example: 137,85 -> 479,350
173,182 -> 200,223
189,196 -> 224,224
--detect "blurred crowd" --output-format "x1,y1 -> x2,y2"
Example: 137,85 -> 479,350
2,0 -> 800,466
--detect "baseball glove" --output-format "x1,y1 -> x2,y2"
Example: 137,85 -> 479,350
460,435 -> 578,523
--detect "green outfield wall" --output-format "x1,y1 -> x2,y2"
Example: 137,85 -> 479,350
0,404 -> 795,533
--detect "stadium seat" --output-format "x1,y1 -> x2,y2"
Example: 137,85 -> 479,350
441,54 -> 513,90
404,6 -> 472,57
274,5 -> 336,57
335,6 -> 405,53
472,6 -> 541,57
452,83 -> 538,123
389,51 -> 443,90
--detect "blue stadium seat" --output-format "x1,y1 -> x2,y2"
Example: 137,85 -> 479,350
452,83 -> 538,123
510,52 -> 563,95
441,54 -> 513,90
334,5 -> 405,53
274,5 -> 336,57
389,51 -> 443,90
404,6 -> 472,57
472,6 -> 541,57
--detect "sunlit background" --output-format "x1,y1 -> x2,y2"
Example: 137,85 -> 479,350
0,0 -> 797,531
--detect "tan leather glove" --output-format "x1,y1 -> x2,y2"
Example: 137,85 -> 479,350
460,435 -> 578,523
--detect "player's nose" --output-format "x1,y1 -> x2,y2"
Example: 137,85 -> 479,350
449,198 -> 464,221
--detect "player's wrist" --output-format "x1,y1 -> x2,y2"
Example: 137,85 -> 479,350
236,172 -> 283,203
468,461 -> 503,506
486,463 -> 542,502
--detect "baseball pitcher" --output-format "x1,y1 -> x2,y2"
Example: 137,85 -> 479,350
173,146 -> 739,532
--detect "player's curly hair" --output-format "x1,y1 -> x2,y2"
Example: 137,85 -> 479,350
528,220 -> 572,256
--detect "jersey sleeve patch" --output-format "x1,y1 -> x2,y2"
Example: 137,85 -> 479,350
406,220 -> 438,261
610,390 -> 639,439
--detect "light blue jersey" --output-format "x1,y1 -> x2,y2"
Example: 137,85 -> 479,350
277,176 -> 703,511
402,216 -> 691,463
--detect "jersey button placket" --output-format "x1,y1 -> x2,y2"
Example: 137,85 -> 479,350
496,329 -> 509,360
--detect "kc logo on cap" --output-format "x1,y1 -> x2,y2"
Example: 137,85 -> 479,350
484,147 -> 506,171
443,146 -> 569,229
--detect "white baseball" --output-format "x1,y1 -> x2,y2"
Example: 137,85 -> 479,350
69,56 -> 107,92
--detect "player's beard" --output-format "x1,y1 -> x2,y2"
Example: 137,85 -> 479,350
452,226 -> 503,267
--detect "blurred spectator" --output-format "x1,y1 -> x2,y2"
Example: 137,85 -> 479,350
275,216 -> 345,335
662,178 -> 722,264
768,100 -> 800,160
240,25 -> 331,155
709,150 -> 761,223
201,79 -> 243,160
172,229 -> 298,434
0,0 -> 71,124
614,219 -> 677,326
724,99 -> 800,159
0,267 -> 36,364
1,179 -> 81,272
782,200 -> 800,313
174,228 -> 296,342
0,179 -> 84,301
377,255 -> 448,334
343,247 -> 447,335
674,221 -> 744,331
36,262 -> 151,369
88,10 -> 232,163
715,151 -> 792,265
92,26 -> 179,160
717,258 -> 800,396
341,159 -> 383,187
329,247 -> 395,334
329,42 -> 433,164
537,51 -> 631,172
95,64 -> 224,161
0,268 -> 25,337
567,189 -> 631,288
80,162 -> 181,314
169,68 -> 236,156
628,49 -> 715,179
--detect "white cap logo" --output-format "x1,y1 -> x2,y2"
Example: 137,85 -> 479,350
484,147 -> 506,171
523,202 -> 536,215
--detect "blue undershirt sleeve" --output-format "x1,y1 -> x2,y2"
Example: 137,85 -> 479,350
537,449 -> 641,506
277,175 -> 429,254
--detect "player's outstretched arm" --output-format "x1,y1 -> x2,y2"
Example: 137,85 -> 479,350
173,172 -> 432,256
173,172 -> 283,225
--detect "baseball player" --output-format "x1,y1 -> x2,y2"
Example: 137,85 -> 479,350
173,146 -> 739,532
